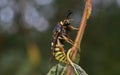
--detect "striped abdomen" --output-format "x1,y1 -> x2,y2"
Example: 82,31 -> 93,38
51,42 -> 68,63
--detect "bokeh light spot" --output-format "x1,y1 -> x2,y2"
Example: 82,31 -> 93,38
23,5 -> 49,32
116,0 -> 120,7
0,0 -> 8,8
0,7 -> 14,23
35,0 -> 53,6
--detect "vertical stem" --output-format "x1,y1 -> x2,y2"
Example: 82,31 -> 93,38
71,0 -> 92,61
66,0 -> 92,75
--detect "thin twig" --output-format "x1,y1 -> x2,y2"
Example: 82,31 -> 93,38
66,0 -> 92,75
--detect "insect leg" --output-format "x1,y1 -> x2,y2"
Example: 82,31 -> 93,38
69,25 -> 79,31
62,35 -> 74,45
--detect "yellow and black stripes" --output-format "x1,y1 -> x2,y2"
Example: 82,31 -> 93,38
53,46 -> 67,63
51,38 -> 68,63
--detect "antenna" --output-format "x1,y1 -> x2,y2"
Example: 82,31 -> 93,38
66,10 -> 73,19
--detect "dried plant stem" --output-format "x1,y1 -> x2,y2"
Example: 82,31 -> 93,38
66,0 -> 92,75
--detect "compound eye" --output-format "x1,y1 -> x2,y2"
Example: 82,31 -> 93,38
64,20 -> 70,25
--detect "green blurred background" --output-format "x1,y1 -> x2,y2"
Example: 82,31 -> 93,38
0,0 -> 120,75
